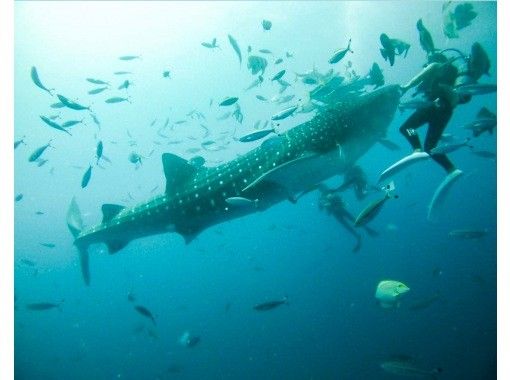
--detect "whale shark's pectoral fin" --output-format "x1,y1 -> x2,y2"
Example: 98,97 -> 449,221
101,204 -> 125,223
162,153 -> 198,194
106,240 -> 130,254
242,152 -> 320,195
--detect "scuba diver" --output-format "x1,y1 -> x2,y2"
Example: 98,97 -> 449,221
318,186 -> 378,253
331,165 -> 380,201
398,51 -> 468,177
380,40 -> 490,219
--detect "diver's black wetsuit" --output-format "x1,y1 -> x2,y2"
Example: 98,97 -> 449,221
399,61 -> 459,173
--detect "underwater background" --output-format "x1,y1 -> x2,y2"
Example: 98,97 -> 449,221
14,1 -> 496,379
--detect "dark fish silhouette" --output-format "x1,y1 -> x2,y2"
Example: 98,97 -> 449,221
57,94 -> 90,111
88,87 -> 108,95
14,137 -> 26,149
40,116 -> 72,136
86,78 -> 109,85
119,55 -> 141,61
28,141 -> 52,162
253,296 -> 288,311
81,166 -> 92,188
238,128 -> 275,143
219,97 -> 238,106
30,66 -> 54,95
228,34 -> 242,66
96,141 -> 103,164
329,39 -> 353,64
105,97 -> 130,104
134,305 -> 156,325
26,301 -> 61,311
21,259 -> 36,266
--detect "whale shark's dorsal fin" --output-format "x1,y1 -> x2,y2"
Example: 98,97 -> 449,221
162,153 -> 197,194
101,204 -> 125,224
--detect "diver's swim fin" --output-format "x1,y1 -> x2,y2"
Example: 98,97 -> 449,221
378,151 -> 430,183
427,169 -> 463,221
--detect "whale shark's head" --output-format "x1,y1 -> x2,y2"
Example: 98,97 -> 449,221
328,84 -> 401,166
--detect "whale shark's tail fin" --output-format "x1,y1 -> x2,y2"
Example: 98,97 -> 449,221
67,197 -> 90,286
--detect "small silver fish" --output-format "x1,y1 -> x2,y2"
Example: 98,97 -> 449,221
20,258 -> 36,266
119,55 -> 141,61
118,80 -> 132,90
81,166 -> 92,188
471,150 -> 496,159
26,302 -> 62,311
86,78 -> 109,85
57,94 -> 90,111
36,158 -> 48,167
50,102 -> 65,109
40,116 -> 72,135
238,128 -> 275,143
61,119 -> 84,128
271,105 -> 299,121
354,181 -> 398,226
105,97 -> 130,104
271,70 -> 286,81
90,113 -> 101,129
14,137 -> 25,149
88,87 -> 108,95
201,38 -> 219,49
134,305 -> 156,325
448,228 -> 488,239
381,356 -> 442,378
219,97 -> 239,106
30,66 -> 54,95
430,138 -> 473,155
228,34 -> 242,65
96,141 -> 103,163
28,141 -> 53,162
253,297 -> 288,311
328,38 -> 353,64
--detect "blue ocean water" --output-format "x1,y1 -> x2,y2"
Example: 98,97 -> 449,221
14,2 -> 496,379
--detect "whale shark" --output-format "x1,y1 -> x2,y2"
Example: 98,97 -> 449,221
67,84 -> 401,285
